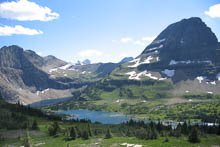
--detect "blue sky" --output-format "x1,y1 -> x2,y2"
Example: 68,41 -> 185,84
0,0 -> 220,63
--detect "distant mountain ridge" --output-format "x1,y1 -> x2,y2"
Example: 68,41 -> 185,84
0,45 -> 133,103
0,17 -> 219,104
0,45 -> 72,103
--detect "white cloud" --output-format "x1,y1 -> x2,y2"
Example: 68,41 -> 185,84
0,25 -> 43,36
78,49 -> 103,58
205,4 -> 220,18
120,37 -> 133,43
0,0 -> 59,21
116,36 -> 156,46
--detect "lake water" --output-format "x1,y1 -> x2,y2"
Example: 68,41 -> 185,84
56,109 -> 133,124
55,109 -> 212,127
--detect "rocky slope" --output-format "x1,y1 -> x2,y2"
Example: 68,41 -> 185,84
0,45 -> 72,104
24,50 -> 67,72
110,17 -> 220,95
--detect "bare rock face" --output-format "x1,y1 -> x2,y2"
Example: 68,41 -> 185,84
142,17 -> 218,62
138,17 -> 219,81
0,45 -> 69,102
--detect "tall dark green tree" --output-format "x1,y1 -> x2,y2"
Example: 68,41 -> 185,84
48,122 -> 60,136
181,121 -> 188,135
23,130 -> 32,147
105,128 -> 112,139
174,123 -> 182,137
31,120 -> 39,130
135,128 -> 148,140
88,124 -> 92,136
82,130 -> 89,140
188,127 -> 200,143
69,127 -> 77,140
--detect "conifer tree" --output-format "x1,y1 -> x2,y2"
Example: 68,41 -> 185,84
88,124 -> 92,136
23,130 -> 32,147
31,120 -> 39,130
188,127 -> 200,143
69,127 -> 77,140
82,130 -> 89,140
105,128 -> 112,139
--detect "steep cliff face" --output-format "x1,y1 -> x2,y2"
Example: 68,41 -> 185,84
134,17 -> 219,81
0,45 -> 71,103
109,17 -> 220,94
142,17 -> 218,62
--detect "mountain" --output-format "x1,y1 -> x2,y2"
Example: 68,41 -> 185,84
48,57 -> 135,80
51,17 -> 220,118
119,57 -> 134,64
108,17 -> 220,95
24,50 -> 67,72
0,45 -> 72,104
142,17 -> 218,61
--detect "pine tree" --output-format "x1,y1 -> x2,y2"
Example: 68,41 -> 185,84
217,124 -> 220,135
105,128 -> 112,139
181,121 -> 188,135
31,120 -> 39,130
126,129 -> 133,137
82,130 -> 89,140
75,126 -> 81,138
69,127 -> 77,140
147,122 -> 158,140
48,122 -> 60,136
174,123 -> 182,137
23,130 -> 32,147
135,128 -> 148,140
88,124 -> 92,136
188,127 -> 200,143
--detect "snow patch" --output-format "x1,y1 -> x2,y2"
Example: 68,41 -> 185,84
162,69 -> 175,77
210,81 -> 216,85
59,63 -> 73,70
116,99 -> 124,103
129,58 -> 140,63
49,68 -> 58,73
49,63 -> 73,73
144,72 -> 159,80
126,70 -> 164,81
120,143 -> 142,147
153,38 -> 166,44
142,56 -> 154,64
207,91 -> 213,94
169,60 -> 212,65
126,71 -> 141,80
128,56 -> 154,68
147,44 -> 163,51
185,90 -> 190,93
196,76 -> 205,83
37,89 -> 50,95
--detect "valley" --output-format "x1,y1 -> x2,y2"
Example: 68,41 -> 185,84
0,16 -> 220,146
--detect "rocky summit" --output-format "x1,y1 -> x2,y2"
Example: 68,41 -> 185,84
129,17 -> 219,81
142,17 -> 218,62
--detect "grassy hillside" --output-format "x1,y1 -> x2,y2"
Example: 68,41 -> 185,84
1,95 -> 220,146
46,77 -> 220,121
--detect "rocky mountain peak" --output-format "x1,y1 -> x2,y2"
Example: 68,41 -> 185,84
142,17 -> 218,62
